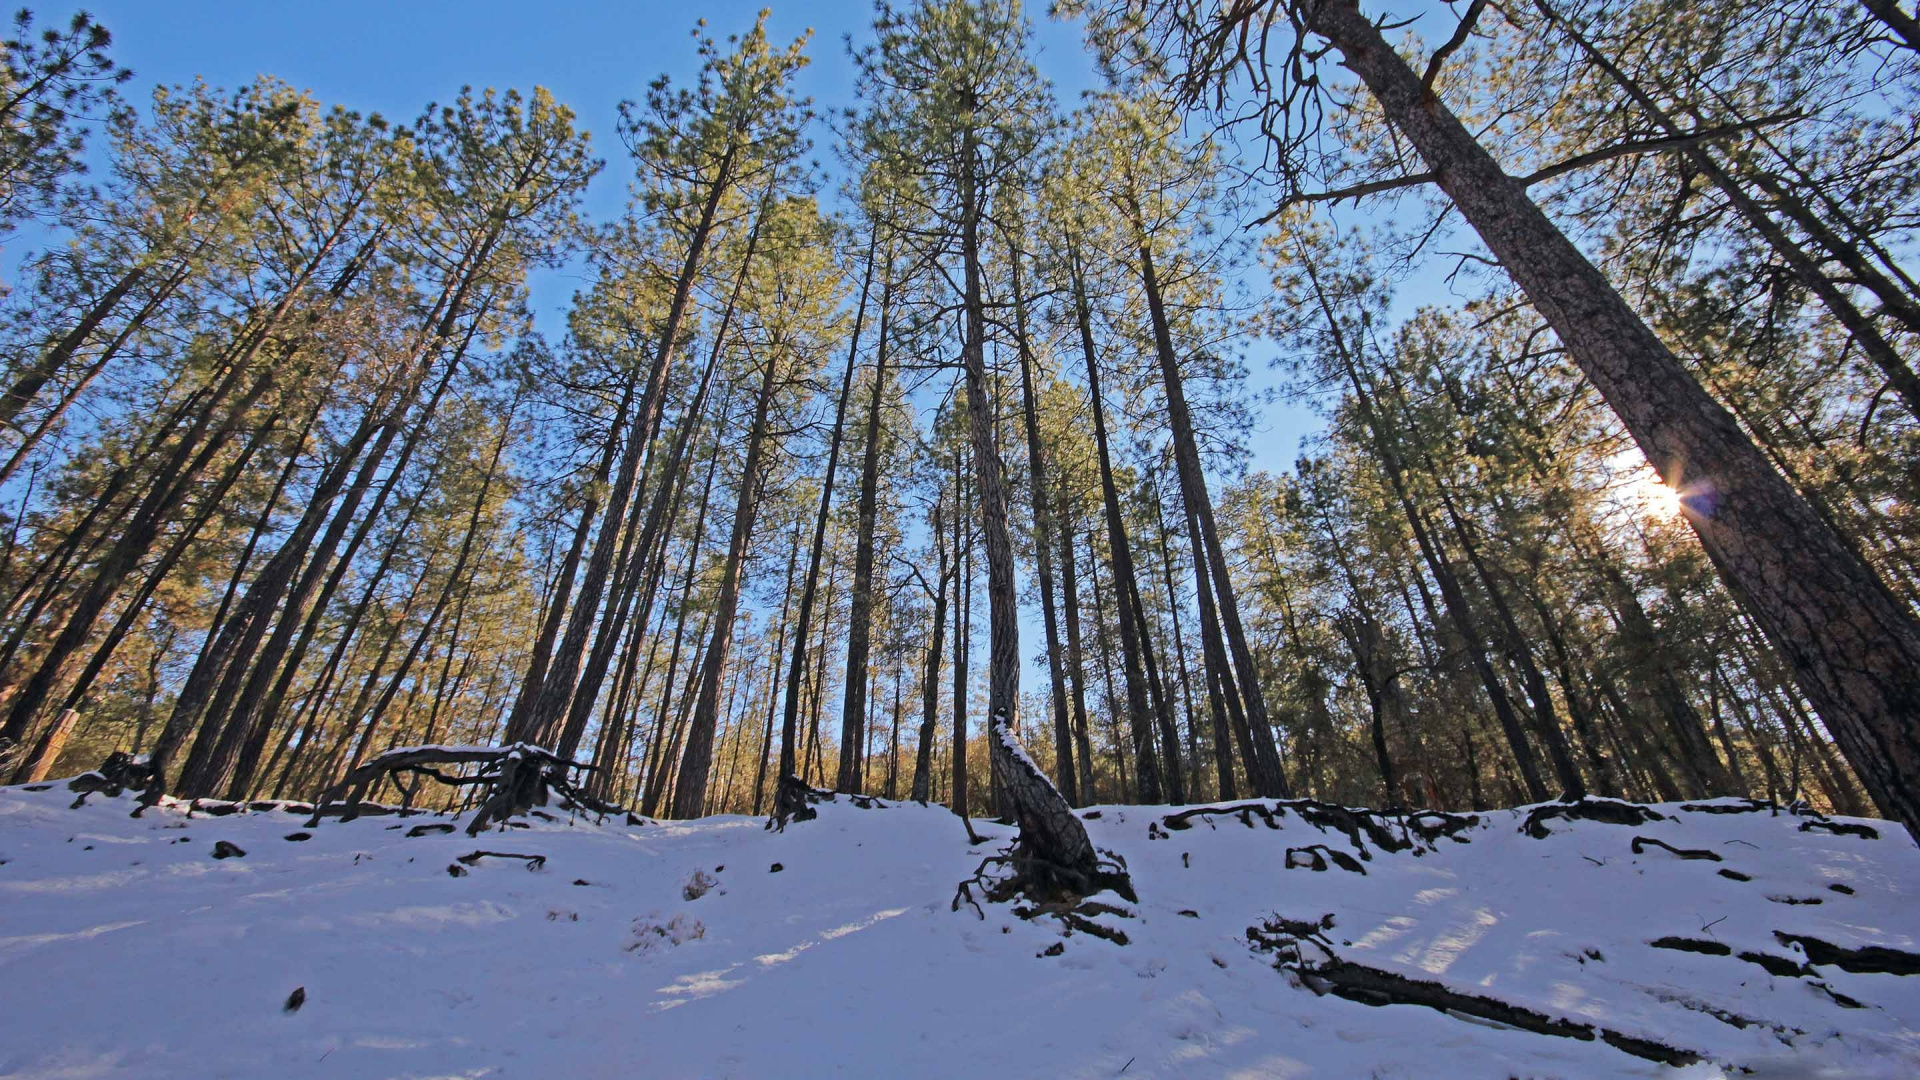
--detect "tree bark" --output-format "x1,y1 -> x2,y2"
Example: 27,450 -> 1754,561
523,141 -> 738,748
1009,250 -> 1078,806
1308,0 -> 1920,837
1132,234 -> 1288,797
833,233 -> 883,792
670,332 -> 786,818
1070,248 -> 1165,803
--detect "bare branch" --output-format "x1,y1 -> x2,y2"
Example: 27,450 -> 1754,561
1520,114 -> 1802,187
1421,0 -> 1489,93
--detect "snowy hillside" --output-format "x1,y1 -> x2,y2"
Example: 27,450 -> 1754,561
1,783 -> 1916,1078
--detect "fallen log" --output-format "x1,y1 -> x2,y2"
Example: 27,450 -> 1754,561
1247,918 -> 1705,1068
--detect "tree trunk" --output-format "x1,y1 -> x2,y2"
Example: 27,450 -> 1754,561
1132,234 -> 1288,797
1010,251 -> 1079,806
834,234 -> 883,792
911,498 -> 951,804
1070,248 -> 1164,804
1311,0 -> 1920,838
1057,501 -> 1098,804
523,142 -> 738,749
754,516 -> 805,816
670,332 -> 787,818
956,122 -> 1095,873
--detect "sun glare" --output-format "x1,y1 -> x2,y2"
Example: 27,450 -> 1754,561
1632,471 -> 1685,519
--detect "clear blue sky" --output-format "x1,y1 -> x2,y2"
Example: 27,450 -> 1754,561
74,0 -> 1327,469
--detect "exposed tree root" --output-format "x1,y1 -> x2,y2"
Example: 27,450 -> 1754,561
1248,917 -> 1706,1068
1520,798 -> 1664,839
1737,950 -> 1813,978
1159,801 -> 1479,859
1404,810 -> 1479,845
449,850 -> 547,876
1648,936 -> 1814,978
1645,990 -> 1802,1041
305,743 -> 627,836
1275,799 -> 1406,857
1679,799 -> 1778,815
63,752 -> 153,807
1285,844 -> 1366,874
951,838 -> 1137,937
766,773 -> 888,831
1631,836 -> 1724,862
1774,932 -> 1920,975
1649,936 -> 1731,957
1798,819 -> 1879,840
1162,802 -> 1286,831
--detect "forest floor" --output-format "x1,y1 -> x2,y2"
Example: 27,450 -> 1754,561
1,781 -> 1917,1078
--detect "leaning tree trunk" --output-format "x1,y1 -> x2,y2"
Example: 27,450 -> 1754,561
1862,0 -> 1920,53
1010,250 -> 1079,806
1532,1 -> 1920,421
670,335 -> 786,819
779,231 -> 871,786
1131,234 -> 1289,798
957,123 -> 1099,881
523,142 -> 738,750
1069,248 -> 1165,804
834,234 -> 883,793
911,499 -> 952,804
1311,0 -> 1920,837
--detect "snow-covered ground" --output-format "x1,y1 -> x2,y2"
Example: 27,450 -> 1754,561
1,782 -> 1916,1078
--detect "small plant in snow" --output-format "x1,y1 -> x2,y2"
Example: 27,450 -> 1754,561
626,912 -> 705,956
682,869 -> 720,901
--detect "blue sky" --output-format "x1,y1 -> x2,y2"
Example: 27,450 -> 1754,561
74,0 -> 1327,469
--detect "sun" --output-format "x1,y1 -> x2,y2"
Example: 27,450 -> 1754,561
1605,449 -> 1688,520
1632,471 -> 1686,519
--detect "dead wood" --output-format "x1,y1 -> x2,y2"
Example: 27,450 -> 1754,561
452,850 -> 547,872
1774,932 -> 1920,975
1798,819 -> 1880,839
1521,798 -> 1665,838
1249,917 -> 1706,1068
1285,844 -> 1366,874
305,743 -> 619,837
1631,836 -> 1724,861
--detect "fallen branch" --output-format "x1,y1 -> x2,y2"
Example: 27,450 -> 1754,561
1798,819 -> 1879,840
1249,920 -> 1705,1068
1774,932 -> 1920,976
1631,836 -> 1723,862
452,850 -> 547,872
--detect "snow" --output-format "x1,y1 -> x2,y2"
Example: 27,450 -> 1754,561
1,784 -> 1917,1078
